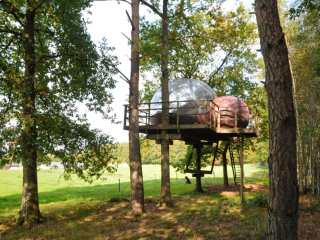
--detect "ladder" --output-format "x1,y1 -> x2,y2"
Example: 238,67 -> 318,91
228,138 -> 241,185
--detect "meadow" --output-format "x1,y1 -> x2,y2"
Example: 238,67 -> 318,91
0,164 -> 319,239
0,164 -> 268,218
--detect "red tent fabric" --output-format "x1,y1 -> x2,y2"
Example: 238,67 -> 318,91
213,96 -> 249,128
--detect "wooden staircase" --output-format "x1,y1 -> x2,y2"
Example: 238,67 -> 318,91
228,138 -> 241,185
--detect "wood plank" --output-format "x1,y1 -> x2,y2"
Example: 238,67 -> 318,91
155,140 -> 173,145
192,173 -> 205,177
147,134 -> 181,140
184,141 -> 213,146
184,169 -> 212,174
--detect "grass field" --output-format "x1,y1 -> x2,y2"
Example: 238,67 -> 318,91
0,164 -> 268,218
1,164 -> 318,239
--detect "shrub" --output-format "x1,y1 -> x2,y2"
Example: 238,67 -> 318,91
247,193 -> 269,208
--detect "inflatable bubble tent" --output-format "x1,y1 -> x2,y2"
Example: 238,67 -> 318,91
150,78 -> 250,128
151,78 -> 216,114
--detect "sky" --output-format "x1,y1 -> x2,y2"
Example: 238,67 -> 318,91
84,0 -> 256,143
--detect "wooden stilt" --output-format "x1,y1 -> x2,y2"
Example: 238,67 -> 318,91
195,144 -> 204,193
239,135 -> 245,202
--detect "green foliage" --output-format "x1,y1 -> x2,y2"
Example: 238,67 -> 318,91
245,140 -> 269,164
111,142 -> 130,164
289,0 -> 320,18
246,193 -> 269,209
138,0 -> 269,145
112,140 -> 188,165
285,0 -> 320,191
172,144 -> 217,173
0,0 -> 119,182
140,2 -> 261,99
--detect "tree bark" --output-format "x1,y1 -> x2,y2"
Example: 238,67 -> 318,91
222,141 -> 229,188
16,5 -> 42,226
255,1 -> 299,239
159,0 -> 173,207
129,0 -> 145,214
195,145 -> 204,193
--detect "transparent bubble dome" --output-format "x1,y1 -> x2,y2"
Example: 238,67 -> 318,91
150,79 -> 216,116
151,78 -> 216,104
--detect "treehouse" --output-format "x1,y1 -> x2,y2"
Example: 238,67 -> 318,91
123,78 -> 259,193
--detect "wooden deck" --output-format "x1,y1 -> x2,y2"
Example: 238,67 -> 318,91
123,99 -> 259,143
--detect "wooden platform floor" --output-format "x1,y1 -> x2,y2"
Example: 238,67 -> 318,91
124,123 -> 258,143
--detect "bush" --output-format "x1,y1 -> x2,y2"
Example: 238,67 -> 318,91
247,193 -> 269,208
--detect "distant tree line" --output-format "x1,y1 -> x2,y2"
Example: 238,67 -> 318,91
111,139 -> 269,166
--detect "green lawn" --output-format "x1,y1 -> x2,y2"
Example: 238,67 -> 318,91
0,164 -> 268,219
0,163 -> 272,240
1,164 -> 318,240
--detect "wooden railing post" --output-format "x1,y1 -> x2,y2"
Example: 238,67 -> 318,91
209,101 -> 212,126
217,107 -> 221,129
176,101 -> 180,127
148,103 -> 151,126
235,107 -> 238,129
204,99 -> 207,125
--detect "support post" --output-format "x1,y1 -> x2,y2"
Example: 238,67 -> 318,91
195,144 -> 204,193
239,135 -> 244,202
210,141 -> 219,173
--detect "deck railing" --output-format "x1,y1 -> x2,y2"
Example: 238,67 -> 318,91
123,99 -> 259,134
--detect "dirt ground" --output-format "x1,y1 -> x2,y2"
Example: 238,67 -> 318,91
203,183 -> 269,196
204,183 -> 320,240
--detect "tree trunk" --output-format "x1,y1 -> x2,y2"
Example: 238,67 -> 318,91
16,6 -> 42,226
291,62 -> 304,193
195,145 -> 204,193
255,1 -> 299,239
222,142 -> 229,188
129,0 -> 145,214
159,0 -> 173,207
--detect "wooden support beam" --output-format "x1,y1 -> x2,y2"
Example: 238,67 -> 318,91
184,141 -> 213,146
155,140 -> 173,145
192,173 -> 205,178
185,146 -> 194,170
184,169 -> 212,174
210,141 -> 219,173
239,135 -> 245,203
147,134 -> 181,140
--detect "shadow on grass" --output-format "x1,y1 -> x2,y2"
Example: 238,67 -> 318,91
1,177 -> 228,217
1,190 -> 268,240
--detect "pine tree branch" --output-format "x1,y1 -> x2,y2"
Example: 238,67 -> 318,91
209,49 -> 234,86
121,32 -> 133,44
116,68 -> 130,84
126,10 -> 134,31
139,0 -> 163,18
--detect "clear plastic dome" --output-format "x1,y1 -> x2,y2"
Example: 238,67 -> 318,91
150,78 -> 216,115
151,78 -> 216,103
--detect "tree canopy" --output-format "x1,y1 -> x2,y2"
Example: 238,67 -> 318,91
0,0 -> 118,180
0,0 -> 119,225
139,3 -> 260,101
